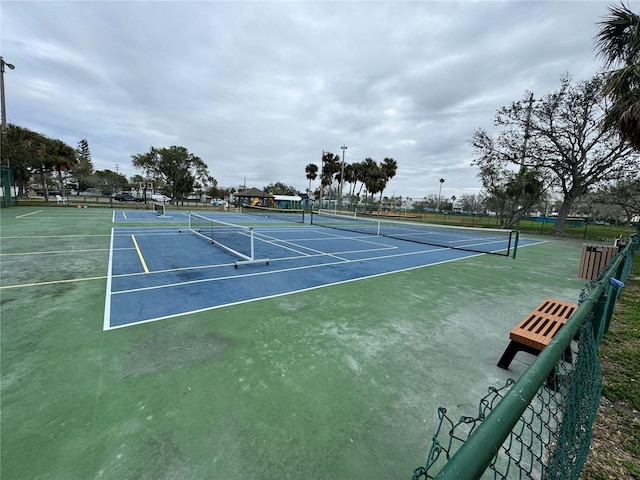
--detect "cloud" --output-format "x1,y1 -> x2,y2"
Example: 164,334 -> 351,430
2,1 -> 610,198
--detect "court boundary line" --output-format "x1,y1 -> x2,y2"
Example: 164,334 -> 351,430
0,275 -> 107,290
253,230 -> 355,261
1,234 -> 112,239
103,228 -> 116,330
109,244 -> 457,296
15,210 -> 42,218
0,248 -> 110,256
105,253 -> 479,331
106,243 -> 395,282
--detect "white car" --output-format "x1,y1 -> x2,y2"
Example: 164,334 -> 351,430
151,194 -> 171,203
211,199 -> 229,208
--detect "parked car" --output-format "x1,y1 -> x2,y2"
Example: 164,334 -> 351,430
114,193 -> 143,202
151,194 -> 171,203
211,199 -> 229,209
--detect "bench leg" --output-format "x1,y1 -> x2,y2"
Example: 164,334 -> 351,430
498,341 -> 546,370
497,341 -> 520,370
563,346 -> 573,364
544,348 -> 574,391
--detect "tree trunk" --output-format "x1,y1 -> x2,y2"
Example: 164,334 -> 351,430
552,197 -> 577,234
41,170 -> 49,201
58,168 -> 66,202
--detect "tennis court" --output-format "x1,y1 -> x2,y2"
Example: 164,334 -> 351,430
105,210 -> 538,330
1,207 -> 588,480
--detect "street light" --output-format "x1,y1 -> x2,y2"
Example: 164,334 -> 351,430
338,145 -> 347,211
1,57 -> 15,136
437,178 -> 445,212
319,150 -> 325,210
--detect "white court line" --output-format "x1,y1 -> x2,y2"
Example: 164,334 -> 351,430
15,210 -> 42,218
103,228 -> 115,331
105,251 -> 480,331
253,231 -> 350,261
107,240 -> 401,280
0,248 -> 109,256
111,244 -> 454,296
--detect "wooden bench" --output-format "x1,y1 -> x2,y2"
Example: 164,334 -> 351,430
497,298 -> 577,370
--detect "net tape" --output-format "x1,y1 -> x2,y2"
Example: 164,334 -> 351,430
312,211 -> 515,256
242,205 -> 305,223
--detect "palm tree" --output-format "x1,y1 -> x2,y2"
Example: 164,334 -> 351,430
343,163 -> 358,208
361,159 -> 389,213
352,161 -> 367,201
49,139 -> 78,200
320,152 -> 340,205
305,163 -> 318,196
378,157 -> 398,207
595,3 -> 640,149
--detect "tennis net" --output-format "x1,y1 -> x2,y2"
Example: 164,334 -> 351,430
184,212 -> 268,267
153,202 -> 172,219
311,211 -> 518,256
241,204 -> 305,223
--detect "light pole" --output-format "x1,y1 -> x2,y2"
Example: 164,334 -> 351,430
437,178 -> 445,213
1,56 -> 15,167
338,145 -> 347,211
319,151 -> 325,210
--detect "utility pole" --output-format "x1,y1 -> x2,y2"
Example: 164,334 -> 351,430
338,145 -> 347,211
1,56 -> 16,168
520,93 -> 534,172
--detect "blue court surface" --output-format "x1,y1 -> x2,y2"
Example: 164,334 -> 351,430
104,210 -> 543,330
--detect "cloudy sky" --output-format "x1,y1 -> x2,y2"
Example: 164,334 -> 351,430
2,1 -> 614,199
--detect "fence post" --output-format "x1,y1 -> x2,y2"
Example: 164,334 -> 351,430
590,288 -> 609,345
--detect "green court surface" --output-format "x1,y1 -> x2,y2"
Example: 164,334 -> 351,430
1,207 -> 588,480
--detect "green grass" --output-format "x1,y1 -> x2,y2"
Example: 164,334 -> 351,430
581,252 -> 640,480
409,212 -> 637,242
600,255 -> 640,410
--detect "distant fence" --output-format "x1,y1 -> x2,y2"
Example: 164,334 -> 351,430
411,227 -> 639,480
15,196 -> 231,211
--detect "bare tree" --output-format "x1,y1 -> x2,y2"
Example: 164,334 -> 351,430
472,74 -> 638,233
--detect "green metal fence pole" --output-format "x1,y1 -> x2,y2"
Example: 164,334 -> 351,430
590,288 -> 610,345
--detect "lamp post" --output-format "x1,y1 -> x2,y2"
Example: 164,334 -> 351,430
437,178 -> 445,213
338,145 -> 347,211
319,151 -> 325,211
1,56 -> 15,167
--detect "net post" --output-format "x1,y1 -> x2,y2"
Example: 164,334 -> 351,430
186,211 -> 268,266
511,230 -> 519,259
249,227 -> 255,261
